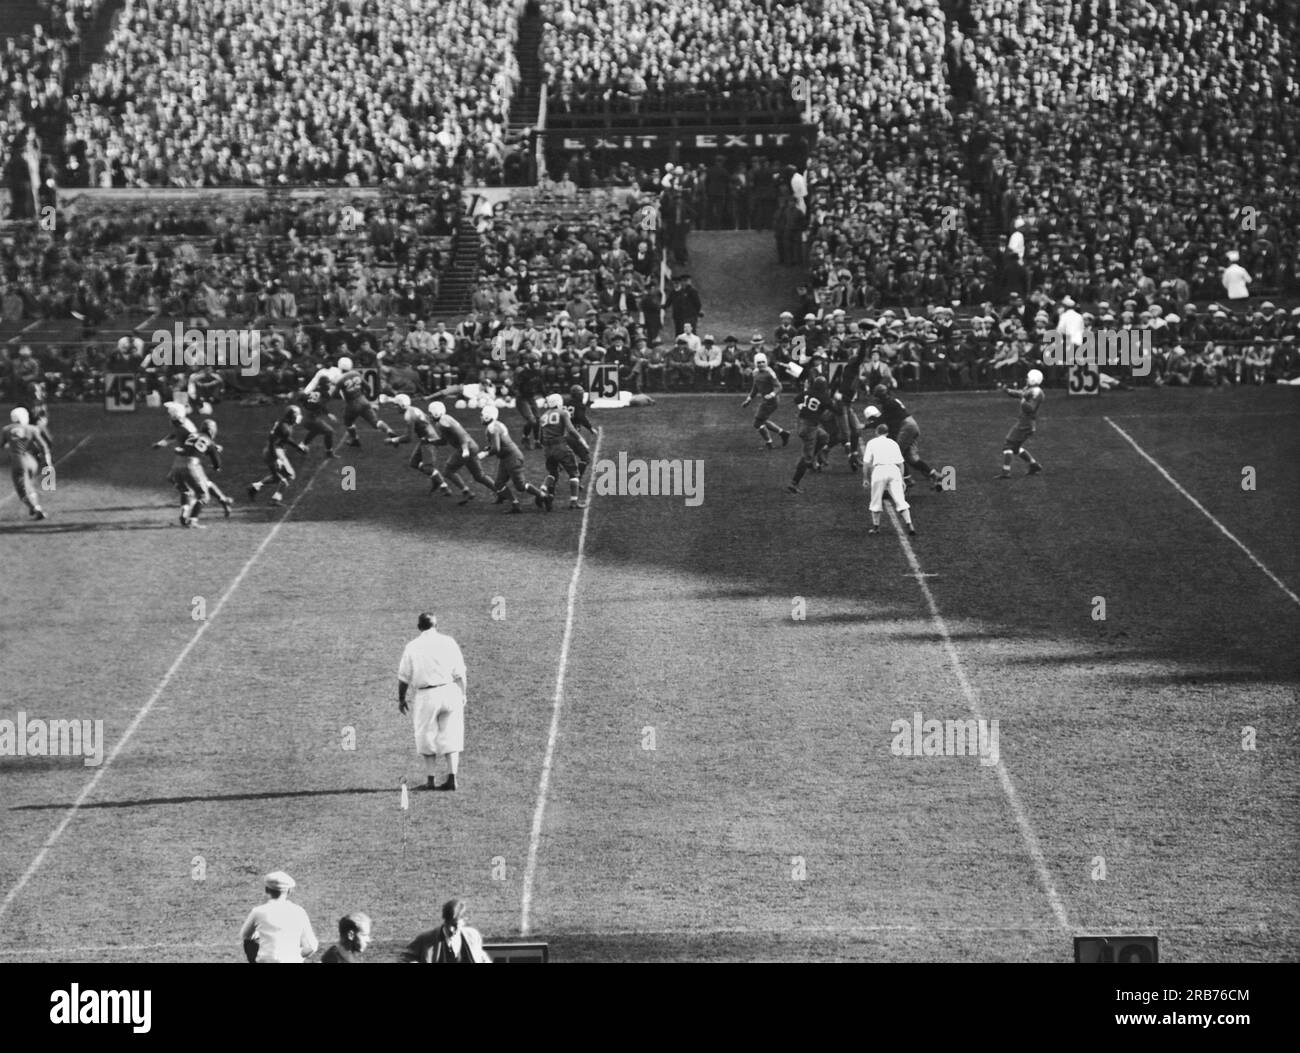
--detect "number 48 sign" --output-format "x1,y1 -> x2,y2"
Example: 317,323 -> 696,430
587,363 -> 620,400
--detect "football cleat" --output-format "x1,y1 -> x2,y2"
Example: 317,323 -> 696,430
509,504 -> 523,514
867,526 -> 879,534
1027,463 -> 1043,475
246,485 -> 258,501
785,484 -> 801,494
543,492 -> 554,512
780,431 -> 790,447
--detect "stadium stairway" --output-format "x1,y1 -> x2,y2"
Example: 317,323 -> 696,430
507,1 -> 545,137
681,231 -> 803,340
433,208 -> 483,317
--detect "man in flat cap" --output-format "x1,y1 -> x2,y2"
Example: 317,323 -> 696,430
238,871 -> 319,963
398,613 -> 469,791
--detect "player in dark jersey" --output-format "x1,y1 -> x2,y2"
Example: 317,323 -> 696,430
537,393 -> 584,510
478,404 -> 548,513
247,406 -> 310,506
300,365 -> 340,458
564,384 -> 594,480
151,402 -> 223,527
832,348 -> 868,472
786,356 -> 831,493
513,353 -> 545,448
386,394 -> 454,497
426,401 -> 498,505
997,368 -> 1045,478
872,384 -> 941,491
193,403 -> 235,514
742,352 -> 791,449
330,356 -> 395,448
2,407 -> 52,519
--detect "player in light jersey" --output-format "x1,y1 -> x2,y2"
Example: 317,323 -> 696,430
537,393 -> 584,510
862,422 -> 916,536
741,352 -> 791,450
151,402 -> 223,527
386,394 -> 455,497
330,356 -> 394,448
2,407 -> 52,519
426,401 -> 498,505
477,405 -> 548,513
247,406 -> 310,506
997,368 -> 1045,478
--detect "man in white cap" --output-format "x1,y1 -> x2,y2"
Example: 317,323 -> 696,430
398,612 -> 468,791
1222,251 -> 1252,301
238,871 -> 319,963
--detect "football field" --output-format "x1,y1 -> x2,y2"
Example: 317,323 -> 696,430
1,387 -> 1297,962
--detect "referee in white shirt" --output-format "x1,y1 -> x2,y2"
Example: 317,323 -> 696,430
238,871 -> 319,963
398,612 -> 469,791
862,421 -> 917,537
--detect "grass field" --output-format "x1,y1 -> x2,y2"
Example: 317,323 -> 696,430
0,384 -> 1297,963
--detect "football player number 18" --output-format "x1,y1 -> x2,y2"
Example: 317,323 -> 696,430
1067,363 -> 1100,396
587,363 -> 619,400
105,373 -> 138,412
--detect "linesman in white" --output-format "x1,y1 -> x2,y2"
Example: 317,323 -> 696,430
238,870 -> 319,963
398,612 -> 468,791
862,421 -> 917,537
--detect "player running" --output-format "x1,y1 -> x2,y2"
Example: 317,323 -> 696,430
247,406 -> 310,506
786,355 -> 831,494
2,407 -> 52,519
537,393 -> 585,510
741,352 -> 791,450
193,402 -> 235,515
831,348 -> 868,471
300,364 -> 341,458
151,402 -> 223,528
386,394 -> 455,498
322,357 -> 393,448
426,401 -> 498,505
564,384 -> 594,481
477,405 -> 548,513
997,368 -> 1045,478
872,384 -> 942,492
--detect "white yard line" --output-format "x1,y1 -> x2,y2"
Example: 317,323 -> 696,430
1105,416 -> 1300,607
519,427 -> 603,937
887,505 -> 1072,933
0,434 -> 92,510
0,459 -> 328,922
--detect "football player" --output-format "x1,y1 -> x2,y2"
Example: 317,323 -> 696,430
564,384 -> 594,480
427,401 -> 498,505
997,368 -> 1045,478
786,354 -> 831,494
537,393 -> 584,510
300,363 -> 341,458
193,402 -> 235,515
872,384 -> 942,491
331,356 -> 394,448
247,406 -> 310,506
386,394 -> 454,497
151,402 -> 223,527
477,405 -> 548,513
2,407 -> 52,519
741,352 -> 790,450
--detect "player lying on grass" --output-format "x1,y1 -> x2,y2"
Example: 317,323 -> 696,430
477,405 -> 549,513
742,352 -> 791,450
3,407 -> 52,520
997,368 -> 1045,479
247,406 -> 310,507
152,402 -> 224,528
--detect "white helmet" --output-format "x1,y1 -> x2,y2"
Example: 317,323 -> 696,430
197,401 -> 213,416
393,393 -> 411,410
863,405 -> 882,422
753,353 -> 768,368
337,356 -> 353,372
1026,369 -> 1044,387
545,393 -> 563,409
427,401 -> 446,420
10,407 -> 29,425
481,404 -> 499,424
165,402 -> 189,419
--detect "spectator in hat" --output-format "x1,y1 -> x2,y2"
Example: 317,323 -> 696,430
693,334 -> 722,390
1222,252 -> 1252,301
238,871 -> 319,963
666,274 -> 702,336
322,913 -> 373,964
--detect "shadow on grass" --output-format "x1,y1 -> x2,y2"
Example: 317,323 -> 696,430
10,787 -> 398,811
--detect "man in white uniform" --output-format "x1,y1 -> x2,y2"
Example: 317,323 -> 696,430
237,871 -> 319,963
398,612 -> 468,791
862,422 -> 917,537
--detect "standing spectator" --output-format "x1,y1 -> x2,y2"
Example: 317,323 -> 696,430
397,612 -> 469,793
666,275 -> 702,336
321,913 -> 373,963
238,871 -> 319,964
404,899 -> 492,964
1222,252 -> 1252,301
